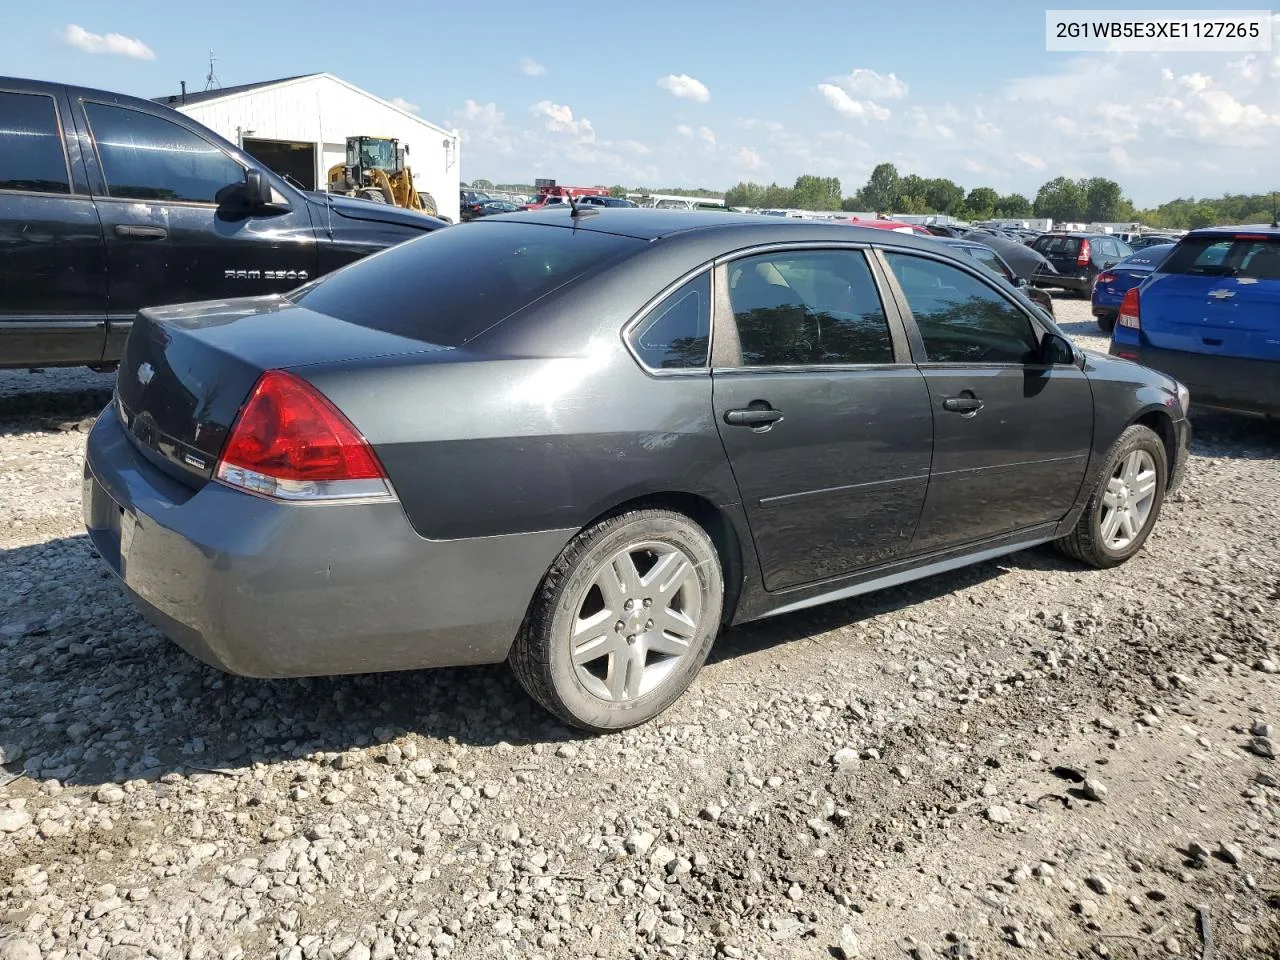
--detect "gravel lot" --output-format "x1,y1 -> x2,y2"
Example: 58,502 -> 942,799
2,294 -> 1277,960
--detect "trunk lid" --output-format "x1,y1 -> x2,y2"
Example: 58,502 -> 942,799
1140,234 -> 1280,361
115,295 -> 448,489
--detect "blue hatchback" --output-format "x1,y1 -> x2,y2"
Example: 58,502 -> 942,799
1110,226 -> 1280,417
1091,244 -> 1176,332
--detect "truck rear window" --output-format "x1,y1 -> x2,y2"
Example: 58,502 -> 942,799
291,221 -> 644,346
1162,236 -> 1280,280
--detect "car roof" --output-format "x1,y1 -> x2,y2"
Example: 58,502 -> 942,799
937,238 -> 997,253
483,207 -> 952,250
1040,231 -> 1116,239
1186,224 -> 1280,239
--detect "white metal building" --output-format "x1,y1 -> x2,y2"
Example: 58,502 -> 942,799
154,73 -> 461,222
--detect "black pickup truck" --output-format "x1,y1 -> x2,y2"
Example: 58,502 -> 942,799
0,76 -> 447,370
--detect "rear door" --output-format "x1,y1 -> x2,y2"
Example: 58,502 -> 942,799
72,97 -> 319,358
710,245 -> 933,591
0,83 -> 107,365
879,249 -> 1093,553
1141,233 -> 1280,361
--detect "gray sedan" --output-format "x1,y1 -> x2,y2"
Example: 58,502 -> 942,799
83,209 -> 1191,731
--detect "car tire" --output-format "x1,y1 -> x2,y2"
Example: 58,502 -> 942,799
1056,424 -> 1167,569
1097,313 -> 1116,333
510,508 -> 724,732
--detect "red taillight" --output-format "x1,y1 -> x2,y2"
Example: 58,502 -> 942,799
1076,239 -> 1091,266
1096,272 -> 1116,286
1117,288 -> 1141,330
216,370 -> 390,502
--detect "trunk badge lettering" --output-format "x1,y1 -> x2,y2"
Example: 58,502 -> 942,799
183,453 -> 207,469
1208,289 -> 1234,300
137,362 -> 155,386
225,269 -> 309,281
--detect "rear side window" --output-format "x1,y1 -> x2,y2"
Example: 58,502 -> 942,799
966,246 -> 1011,279
0,91 -> 70,194
726,249 -> 894,366
630,274 -> 710,369
293,221 -> 644,346
1163,236 -> 1280,280
85,103 -> 243,203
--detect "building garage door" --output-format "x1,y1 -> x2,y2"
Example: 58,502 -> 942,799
242,138 -> 317,190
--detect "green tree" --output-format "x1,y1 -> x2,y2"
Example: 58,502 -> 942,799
791,174 -> 842,211
724,181 -> 767,207
898,194 -> 929,214
964,187 -> 1000,220
995,193 -> 1032,218
470,178 -> 494,191
1083,177 -> 1129,222
924,178 -> 966,215
1034,176 -> 1088,222
841,195 -> 865,212
608,184 -> 629,198
761,182 -> 795,208
860,163 -> 901,214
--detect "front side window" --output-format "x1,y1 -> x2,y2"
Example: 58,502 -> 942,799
0,91 -> 70,194
630,273 -> 710,369
726,249 -> 894,366
884,252 -> 1040,365
85,103 -> 242,203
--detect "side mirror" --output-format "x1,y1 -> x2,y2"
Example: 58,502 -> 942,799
245,168 -> 272,207
1040,330 -> 1076,366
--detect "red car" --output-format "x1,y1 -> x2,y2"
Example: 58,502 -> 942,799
838,217 -> 933,236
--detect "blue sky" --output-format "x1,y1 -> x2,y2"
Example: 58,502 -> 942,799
4,1 -> 1278,206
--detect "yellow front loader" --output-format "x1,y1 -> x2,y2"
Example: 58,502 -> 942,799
326,136 -> 440,217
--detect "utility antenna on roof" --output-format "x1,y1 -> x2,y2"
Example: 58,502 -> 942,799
204,50 -> 221,91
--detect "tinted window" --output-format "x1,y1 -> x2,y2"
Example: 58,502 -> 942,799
885,253 -> 1040,365
293,221 -> 643,346
1114,239 -> 1133,257
1163,235 -> 1280,280
0,91 -> 69,194
85,103 -> 242,203
965,246 -> 1012,279
727,250 -> 893,366
630,274 -> 710,369
1033,235 -> 1081,256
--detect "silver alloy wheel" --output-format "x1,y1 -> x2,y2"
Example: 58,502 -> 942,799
1100,449 -> 1158,550
571,540 -> 704,702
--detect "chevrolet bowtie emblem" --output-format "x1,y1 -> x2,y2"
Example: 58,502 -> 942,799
1208,289 -> 1235,300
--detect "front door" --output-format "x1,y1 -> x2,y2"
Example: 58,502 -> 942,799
880,250 -> 1093,552
0,86 -> 108,365
711,247 -> 933,591
74,99 -> 318,358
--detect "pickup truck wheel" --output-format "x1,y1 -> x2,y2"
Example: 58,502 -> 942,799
511,508 -> 723,733
1056,424 -> 1167,569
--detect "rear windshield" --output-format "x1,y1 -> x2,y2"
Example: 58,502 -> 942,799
1161,236 -> 1280,280
292,221 -> 644,346
1033,236 -> 1081,255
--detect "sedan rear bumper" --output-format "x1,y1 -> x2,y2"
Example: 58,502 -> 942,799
83,403 -> 574,678
1111,344 -> 1279,418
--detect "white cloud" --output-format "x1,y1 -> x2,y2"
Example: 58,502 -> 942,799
697,126 -> 716,146
453,99 -> 513,154
61,24 -> 154,59
816,84 -> 891,121
388,97 -> 419,113
531,100 -> 595,141
675,124 -> 694,138
1177,72 -> 1212,93
657,74 -> 710,102
1014,151 -> 1047,171
520,58 -> 546,77
828,68 -> 908,99
735,147 -> 765,171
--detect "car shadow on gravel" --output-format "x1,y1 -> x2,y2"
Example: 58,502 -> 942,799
0,386 -> 112,437
1188,409 -> 1279,459
1,534 -> 1080,790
